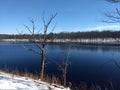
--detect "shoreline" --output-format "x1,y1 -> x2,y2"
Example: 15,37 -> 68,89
0,38 -> 120,45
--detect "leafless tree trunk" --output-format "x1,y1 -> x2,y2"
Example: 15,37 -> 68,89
40,13 -> 57,80
40,44 -> 45,80
63,45 -> 71,86
20,13 -> 57,80
52,45 -> 71,86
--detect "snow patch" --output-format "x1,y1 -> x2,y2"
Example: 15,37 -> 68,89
0,72 -> 70,90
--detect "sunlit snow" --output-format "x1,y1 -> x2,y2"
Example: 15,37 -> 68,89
0,72 -> 70,90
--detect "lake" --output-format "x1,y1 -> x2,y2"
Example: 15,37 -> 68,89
0,42 -> 120,89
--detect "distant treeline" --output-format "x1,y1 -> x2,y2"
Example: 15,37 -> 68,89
53,31 -> 120,39
0,31 -> 120,39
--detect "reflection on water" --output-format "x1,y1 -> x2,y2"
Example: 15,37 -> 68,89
0,42 -> 120,88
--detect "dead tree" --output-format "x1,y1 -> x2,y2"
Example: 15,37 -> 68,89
103,8 -> 120,23
40,13 -> 57,80
61,45 -> 71,86
103,0 -> 120,23
21,13 -> 57,80
52,45 -> 71,86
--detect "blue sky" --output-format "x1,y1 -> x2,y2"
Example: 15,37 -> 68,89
0,0 -> 120,34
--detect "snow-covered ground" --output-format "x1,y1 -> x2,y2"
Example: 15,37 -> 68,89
0,72 -> 70,90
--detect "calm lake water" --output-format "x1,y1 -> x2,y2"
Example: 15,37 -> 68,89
0,42 -> 120,88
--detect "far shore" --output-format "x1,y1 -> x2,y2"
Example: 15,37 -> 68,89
0,38 -> 120,45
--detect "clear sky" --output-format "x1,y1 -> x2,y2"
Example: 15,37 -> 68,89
0,0 -> 120,34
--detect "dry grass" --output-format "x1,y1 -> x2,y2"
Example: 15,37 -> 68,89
70,81 -> 115,90
43,74 -> 62,86
0,68 -> 115,90
0,68 -> 39,80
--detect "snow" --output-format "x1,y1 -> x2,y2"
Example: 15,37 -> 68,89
52,38 -> 120,44
0,72 -> 70,90
1,38 -> 120,44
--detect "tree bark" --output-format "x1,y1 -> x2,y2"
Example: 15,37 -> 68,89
63,67 -> 67,86
40,44 -> 45,80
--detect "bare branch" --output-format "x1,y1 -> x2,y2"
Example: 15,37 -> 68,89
16,29 -> 23,35
51,59 -> 63,70
46,13 -> 57,27
42,13 -> 57,28
66,45 -> 72,66
105,0 -> 120,3
36,44 -> 42,51
104,11 -> 120,19
103,8 -> 120,23
116,8 -> 120,16
42,13 -> 57,44
24,18 -> 36,34
24,24 -> 32,34
51,23 -> 57,33
113,60 -> 120,69
21,44 -> 41,55
42,11 -> 45,25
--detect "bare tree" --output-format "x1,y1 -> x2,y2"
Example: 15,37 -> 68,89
40,13 -> 57,80
62,45 -> 71,86
52,45 -> 71,86
103,0 -> 120,23
105,0 -> 120,3
21,13 -> 57,80
103,8 -> 120,23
